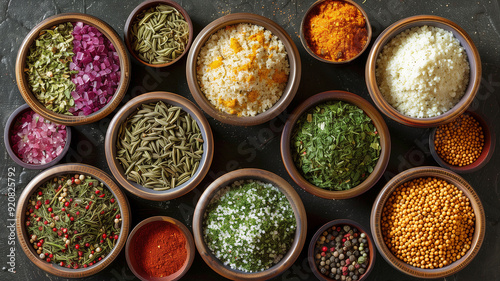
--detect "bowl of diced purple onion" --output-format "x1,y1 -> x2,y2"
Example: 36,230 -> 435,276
15,13 -> 131,126
4,104 -> 71,169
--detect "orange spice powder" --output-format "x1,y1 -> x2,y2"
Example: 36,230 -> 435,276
304,0 -> 368,62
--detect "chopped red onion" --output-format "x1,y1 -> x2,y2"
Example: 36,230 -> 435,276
69,22 -> 121,116
10,110 -> 67,165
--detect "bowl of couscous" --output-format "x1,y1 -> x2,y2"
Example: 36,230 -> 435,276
370,166 -> 485,278
186,13 -> 301,126
365,15 -> 481,127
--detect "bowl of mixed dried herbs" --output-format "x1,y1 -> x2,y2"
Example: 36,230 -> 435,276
15,13 -> 131,126
192,168 -> 307,280
124,0 -> 193,67
16,163 -> 131,278
105,91 -> 214,201
280,90 -> 391,199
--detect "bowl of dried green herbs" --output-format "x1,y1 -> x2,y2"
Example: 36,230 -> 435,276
16,163 -> 131,278
124,0 -> 193,67
192,168 -> 307,280
280,90 -> 391,199
105,91 -> 214,201
15,13 -> 131,126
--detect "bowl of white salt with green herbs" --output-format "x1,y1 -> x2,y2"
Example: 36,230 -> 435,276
192,168 -> 307,280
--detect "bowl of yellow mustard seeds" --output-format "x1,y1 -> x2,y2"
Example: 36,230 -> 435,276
429,110 -> 495,173
370,166 -> 485,279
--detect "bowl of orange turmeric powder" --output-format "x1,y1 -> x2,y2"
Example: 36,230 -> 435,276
300,0 -> 372,64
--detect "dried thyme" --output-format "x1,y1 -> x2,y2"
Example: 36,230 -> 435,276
25,22 -> 77,114
203,180 -> 296,272
24,174 -> 122,269
291,101 -> 381,190
116,101 -> 204,190
130,4 -> 189,64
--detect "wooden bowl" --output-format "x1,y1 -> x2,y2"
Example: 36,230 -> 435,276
365,15 -> 481,127
186,13 -> 301,126
280,91 -> 391,199
125,216 -> 195,281
308,219 -> 376,281
300,0 -> 372,64
16,163 -> 131,278
370,166 -> 486,278
15,13 -> 131,126
104,91 -> 214,201
124,0 -> 193,68
429,110 -> 495,173
192,168 -> 307,280
4,104 -> 71,170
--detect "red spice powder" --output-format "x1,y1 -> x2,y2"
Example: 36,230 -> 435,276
133,221 -> 187,277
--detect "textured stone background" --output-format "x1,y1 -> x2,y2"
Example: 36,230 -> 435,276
1,0 -> 499,280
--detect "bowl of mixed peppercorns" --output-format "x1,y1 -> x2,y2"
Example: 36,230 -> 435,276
370,166 -> 485,278
308,219 -> 376,281
429,110 -> 495,173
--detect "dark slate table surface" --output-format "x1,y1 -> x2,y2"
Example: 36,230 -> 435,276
1,0 -> 499,280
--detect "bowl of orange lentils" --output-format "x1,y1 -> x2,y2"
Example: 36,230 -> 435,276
300,0 -> 372,64
429,110 -> 495,173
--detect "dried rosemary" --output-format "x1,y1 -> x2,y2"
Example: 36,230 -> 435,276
116,101 -> 204,190
25,22 -> 78,114
130,4 -> 189,64
24,174 -> 122,269
291,101 -> 381,190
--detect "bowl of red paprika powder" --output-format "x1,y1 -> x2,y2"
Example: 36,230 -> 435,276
125,216 -> 195,281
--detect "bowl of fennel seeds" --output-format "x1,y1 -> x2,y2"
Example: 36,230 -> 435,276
280,91 -> 391,200
105,92 -> 214,201
124,0 -> 193,67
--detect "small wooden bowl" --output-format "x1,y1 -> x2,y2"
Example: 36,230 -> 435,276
300,0 -> 372,64
429,110 -> 495,173
4,104 -> 71,169
365,15 -> 481,127
308,219 -> 376,281
186,13 -> 301,126
370,166 -> 486,278
104,91 -> 214,201
15,13 -> 131,126
125,216 -> 195,281
280,91 -> 391,199
16,163 -> 131,278
124,0 -> 193,68
192,168 -> 307,280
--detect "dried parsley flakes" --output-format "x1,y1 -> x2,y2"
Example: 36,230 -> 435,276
291,101 -> 381,190
203,180 -> 296,272
25,22 -> 77,115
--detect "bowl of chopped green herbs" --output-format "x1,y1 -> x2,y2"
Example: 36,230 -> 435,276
124,0 -> 193,67
280,91 -> 391,199
192,168 -> 307,280
105,91 -> 214,201
16,163 -> 131,278
15,13 -> 131,126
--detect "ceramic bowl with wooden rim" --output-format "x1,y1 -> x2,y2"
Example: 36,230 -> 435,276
124,0 -> 194,67
186,13 -> 301,126
16,163 -> 131,278
16,13 -> 131,126
280,91 -> 391,200
192,168 -> 307,280
300,0 -> 372,64
125,216 -> 195,281
365,15 -> 481,127
370,166 -> 485,278
105,91 -> 214,201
